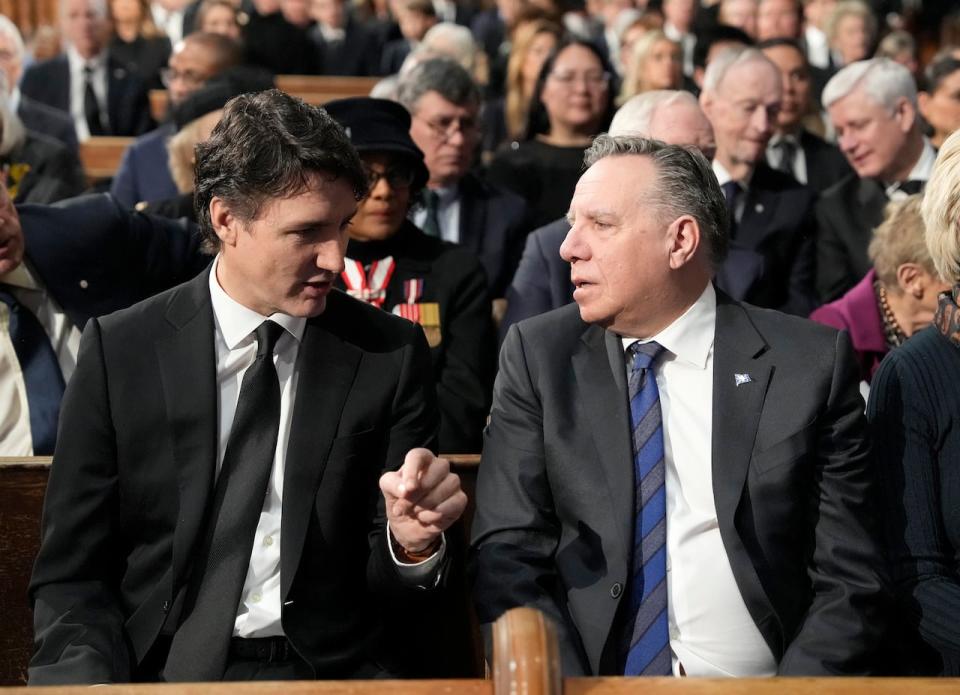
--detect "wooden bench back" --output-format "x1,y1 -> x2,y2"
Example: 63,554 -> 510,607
78,137 -> 135,182
149,75 -> 380,122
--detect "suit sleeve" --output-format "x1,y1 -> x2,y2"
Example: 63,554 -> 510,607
868,350 -> 960,670
469,324 -> 590,675
783,205 -> 818,316
778,329 -> 888,674
28,319 -> 132,685
815,197 -> 853,303
500,230 -> 555,341
109,145 -> 141,208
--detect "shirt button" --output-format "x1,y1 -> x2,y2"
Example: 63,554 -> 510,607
251,593 -> 262,604
263,535 -> 274,547
610,582 -> 622,598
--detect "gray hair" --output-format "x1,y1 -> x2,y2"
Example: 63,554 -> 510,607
821,57 -> 917,110
0,16 -> 24,62
60,0 -> 108,22
0,72 -> 26,156
702,46 -> 776,94
610,90 -> 698,136
419,23 -> 480,74
396,57 -> 480,112
824,0 -> 876,45
921,128 -> 960,283
583,134 -> 728,267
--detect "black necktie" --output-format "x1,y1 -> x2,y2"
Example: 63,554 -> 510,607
163,320 -> 285,681
897,179 -> 924,196
422,190 -> 441,237
773,139 -> 796,175
721,180 -> 741,237
83,65 -> 105,136
0,286 -> 65,455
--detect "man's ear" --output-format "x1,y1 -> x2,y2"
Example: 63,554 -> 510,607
209,197 -> 241,246
894,96 -> 917,134
667,215 -> 701,269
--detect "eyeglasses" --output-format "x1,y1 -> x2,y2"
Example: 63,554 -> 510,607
160,67 -> 207,89
363,164 -> 416,190
415,114 -> 480,142
548,70 -> 611,88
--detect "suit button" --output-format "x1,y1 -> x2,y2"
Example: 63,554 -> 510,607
79,279 -> 89,289
162,600 -> 170,613
610,582 -> 622,598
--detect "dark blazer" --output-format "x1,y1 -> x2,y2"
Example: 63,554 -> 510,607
7,131 -> 86,204
28,270 -> 460,684
457,172 -> 529,298
379,38 -> 411,76
500,216 -> 571,338
715,162 -> 818,316
243,10 -> 319,75
110,122 -> 179,207
815,173 -> 887,303
471,291 -> 887,676
20,53 -> 153,137
798,129 -> 852,193
339,222 -> 495,454
109,35 -> 172,89
18,95 -> 79,153
18,193 -> 207,330
308,18 -> 383,76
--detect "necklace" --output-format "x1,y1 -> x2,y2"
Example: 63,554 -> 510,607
875,280 -> 907,348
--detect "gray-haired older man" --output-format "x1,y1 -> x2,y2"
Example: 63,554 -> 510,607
472,134 -> 886,676
816,57 -> 935,302
398,57 -> 529,298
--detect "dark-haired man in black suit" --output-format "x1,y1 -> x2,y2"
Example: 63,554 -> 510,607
20,0 -> 153,140
759,38 -> 852,193
29,89 -> 467,685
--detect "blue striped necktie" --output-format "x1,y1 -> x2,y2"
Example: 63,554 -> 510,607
624,340 -> 671,676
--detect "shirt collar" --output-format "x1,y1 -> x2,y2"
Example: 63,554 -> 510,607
0,263 -> 39,291
907,138 -> 936,183
208,255 -> 306,350
712,159 -> 753,190
621,282 -> 716,370
67,44 -> 106,73
768,132 -> 799,148
9,87 -> 20,113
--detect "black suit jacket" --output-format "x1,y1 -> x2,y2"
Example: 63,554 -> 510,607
471,292 -> 887,675
19,193 -> 208,329
7,131 -> 86,204
798,129 -> 852,194
308,18 -> 383,76
457,173 -> 529,298
715,163 -> 818,316
20,53 -> 153,137
18,96 -> 79,153
28,270 -> 458,684
815,173 -> 886,303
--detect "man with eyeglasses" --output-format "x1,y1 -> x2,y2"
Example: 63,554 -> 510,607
110,32 -> 244,209
327,96 -> 496,456
20,0 -> 153,141
398,58 -> 529,299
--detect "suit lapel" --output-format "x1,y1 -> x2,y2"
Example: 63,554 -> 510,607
280,315 -> 361,598
571,325 -> 632,561
155,271 -> 219,585
456,176 -> 484,255
710,295 -> 770,534
738,170 -> 779,249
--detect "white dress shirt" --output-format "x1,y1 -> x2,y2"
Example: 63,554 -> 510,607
804,26 -> 830,70
151,5 -> 186,45
621,283 -> 777,677
66,45 -> 109,142
207,259 -> 442,637
411,185 -> 461,243
0,264 -> 81,455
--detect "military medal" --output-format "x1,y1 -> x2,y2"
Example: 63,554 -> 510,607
392,279 -> 442,347
341,256 -> 396,308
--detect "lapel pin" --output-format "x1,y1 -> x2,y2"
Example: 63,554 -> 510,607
754,203 -> 764,214
734,373 -> 753,386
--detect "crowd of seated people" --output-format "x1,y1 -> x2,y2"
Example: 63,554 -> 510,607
2,0 -> 960,684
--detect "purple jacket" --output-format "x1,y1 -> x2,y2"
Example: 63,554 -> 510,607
810,269 -> 887,383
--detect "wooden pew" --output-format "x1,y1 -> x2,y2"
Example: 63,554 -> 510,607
149,75 -> 380,122
0,454 -> 481,686
78,137 -> 135,183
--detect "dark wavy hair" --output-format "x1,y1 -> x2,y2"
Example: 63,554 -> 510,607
523,37 -> 617,141
194,89 -> 367,253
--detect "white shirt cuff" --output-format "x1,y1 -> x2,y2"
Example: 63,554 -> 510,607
386,525 -> 446,588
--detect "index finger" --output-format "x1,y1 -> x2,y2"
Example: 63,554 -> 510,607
398,447 -> 435,495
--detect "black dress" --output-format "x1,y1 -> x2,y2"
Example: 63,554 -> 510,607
485,139 -> 587,229
110,35 -> 172,89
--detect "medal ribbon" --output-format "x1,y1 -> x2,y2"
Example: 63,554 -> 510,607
340,256 -> 396,308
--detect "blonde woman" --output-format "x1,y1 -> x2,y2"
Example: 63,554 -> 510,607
618,29 -> 681,105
